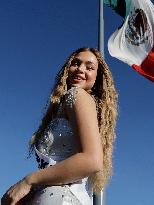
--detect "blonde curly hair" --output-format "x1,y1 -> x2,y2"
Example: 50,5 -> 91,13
30,47 -> 118,193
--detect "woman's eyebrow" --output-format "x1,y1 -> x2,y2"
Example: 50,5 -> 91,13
74,57 -> 97,66
72,58 -> 81,62
86,61 -> 97,66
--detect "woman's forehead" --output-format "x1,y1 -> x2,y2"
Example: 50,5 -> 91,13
74,51 -> 98,64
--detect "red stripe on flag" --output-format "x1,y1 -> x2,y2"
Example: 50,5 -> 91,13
132,47 -> 154,82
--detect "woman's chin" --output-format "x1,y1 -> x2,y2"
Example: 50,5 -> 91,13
70,82 -> 82,88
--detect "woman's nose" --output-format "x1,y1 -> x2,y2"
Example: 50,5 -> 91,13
76,64 -> 85,72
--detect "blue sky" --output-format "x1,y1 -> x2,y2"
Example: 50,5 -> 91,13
0,0 -> 154,204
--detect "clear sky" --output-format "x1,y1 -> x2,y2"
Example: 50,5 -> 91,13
0,1 -> 154,204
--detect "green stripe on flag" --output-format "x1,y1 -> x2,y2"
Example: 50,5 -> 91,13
104,0 -> 131,18
124,0 -> 131,18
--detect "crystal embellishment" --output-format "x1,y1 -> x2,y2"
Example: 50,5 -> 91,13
65,86 -> 79,108
35,118 -> 78,158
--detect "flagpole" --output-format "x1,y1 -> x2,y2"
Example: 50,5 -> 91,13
98,0 -> 104,57
93,0 -> 104,205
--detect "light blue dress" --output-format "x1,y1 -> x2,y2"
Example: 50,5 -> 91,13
28,87 -> 93,205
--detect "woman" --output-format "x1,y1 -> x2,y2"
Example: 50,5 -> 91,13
1,47 -> 118,205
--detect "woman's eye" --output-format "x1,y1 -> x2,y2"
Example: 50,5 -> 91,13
74,62 -> 78,66
71,60 -> 79,66
87,66 -> 93,70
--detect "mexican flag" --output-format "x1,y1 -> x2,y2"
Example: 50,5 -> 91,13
105,0 -> 154,82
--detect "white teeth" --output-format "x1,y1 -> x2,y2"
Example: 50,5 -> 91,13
74,76 -> 82,80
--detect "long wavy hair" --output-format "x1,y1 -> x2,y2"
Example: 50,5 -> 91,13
30,47 -> 118,192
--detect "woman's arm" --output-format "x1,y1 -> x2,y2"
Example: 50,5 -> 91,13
26,87 -> 103,186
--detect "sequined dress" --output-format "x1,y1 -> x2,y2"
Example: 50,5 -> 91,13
28,87 -> 93,205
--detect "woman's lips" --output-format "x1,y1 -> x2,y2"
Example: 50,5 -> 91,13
72,79 -> 82,83
72,74 -> 85,80
71,75 -> 85,83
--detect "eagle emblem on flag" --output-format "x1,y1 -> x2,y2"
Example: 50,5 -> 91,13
125,8 -> 149,46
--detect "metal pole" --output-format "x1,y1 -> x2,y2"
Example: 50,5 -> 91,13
98,0 -> 104,57
93,191 -> 103,205
93,0 -> 104,205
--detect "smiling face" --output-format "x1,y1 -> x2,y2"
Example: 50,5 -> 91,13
68,51 -> 98,91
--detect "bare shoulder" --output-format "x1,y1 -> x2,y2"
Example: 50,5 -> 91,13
64,87 -> 102,161
65,87 -> 96,111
